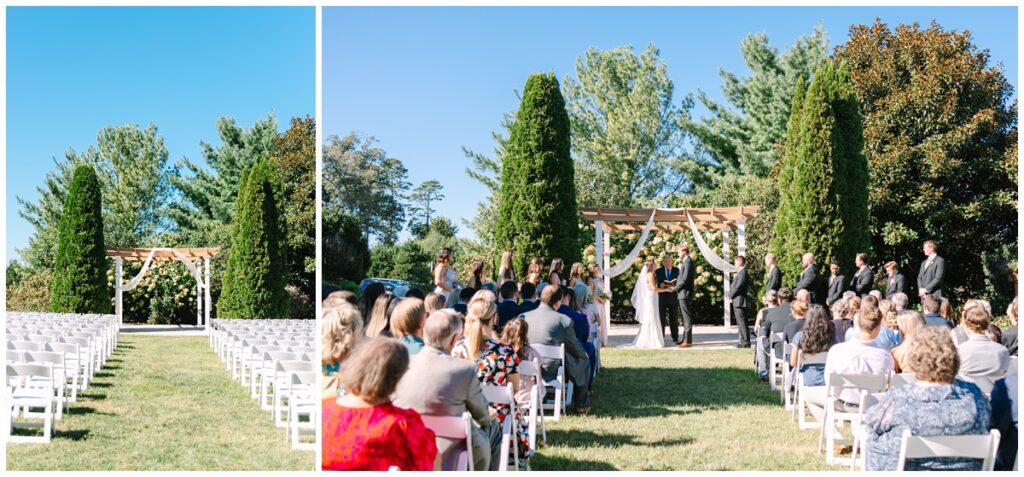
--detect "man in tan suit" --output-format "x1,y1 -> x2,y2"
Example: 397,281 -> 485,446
393,310 -> 500,470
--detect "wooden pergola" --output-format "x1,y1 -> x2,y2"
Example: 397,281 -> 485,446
581,206 -> 761,327
107,247 -> 220,330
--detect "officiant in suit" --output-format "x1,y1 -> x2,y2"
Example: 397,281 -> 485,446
656,255 -> 681,344
673,245 -> 696,348
917,240 -> 946,299
729,255 -> 751,348
794,253 -> 821,305
826,260 -> 846,307
850,253 -> 873,297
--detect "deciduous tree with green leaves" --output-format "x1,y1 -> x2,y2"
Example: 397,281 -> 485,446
835,20 -> 1017,300
272,115 -> 316,297
50,164 -> 110,313
495,72 -> 580,276
218,158 -> 289,319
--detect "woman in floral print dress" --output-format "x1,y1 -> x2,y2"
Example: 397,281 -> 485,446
451,290 -> 532,461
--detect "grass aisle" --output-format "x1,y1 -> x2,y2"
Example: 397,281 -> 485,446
532,348 -> 837,471
6,334 -> 314,471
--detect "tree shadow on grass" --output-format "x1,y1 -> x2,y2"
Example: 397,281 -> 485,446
93,372 -> 115,379
87,382 -> 112,388
592,366 -> 775,418
79,392 -> 107,401
543,429 -> 694,448
56,429 -> 91,441
65,406 -> 112,417
531,453 -> 620,471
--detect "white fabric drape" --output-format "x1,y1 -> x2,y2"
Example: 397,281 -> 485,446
598,210 -> 656,279
169,248 -> 205,288
121,249 -> 158,292
120,248 -> 208,292
686,210 -> 739,274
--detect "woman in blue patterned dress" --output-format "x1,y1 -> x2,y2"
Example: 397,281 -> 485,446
863,326 -> 992,471
451,292 -> 532,461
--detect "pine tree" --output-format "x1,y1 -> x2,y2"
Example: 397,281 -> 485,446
50,164 -> 110,313
771,61 -> 870,281
494,73 -> 581,276
218,158 -> 289,319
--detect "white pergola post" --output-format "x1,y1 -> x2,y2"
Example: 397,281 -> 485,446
204,256 -> 211,333
601,222 -> 612,322
737,219 -> 747,258
115,257 -> 123,329
196,279 -> 201,326
722,226 -> 732,327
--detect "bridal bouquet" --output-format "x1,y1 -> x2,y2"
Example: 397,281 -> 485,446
592,289 -> 611,302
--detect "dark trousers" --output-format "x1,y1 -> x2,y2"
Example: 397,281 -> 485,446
658,295 -> 679,342
733,305 -> 750,346
677,297 -> 693,344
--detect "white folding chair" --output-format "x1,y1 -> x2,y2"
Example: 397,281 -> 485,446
6,350 -> 24,364
482,382 -> 519,471
10,341 -> 43,352
261,352 -> 299,411
287,370 -> 317,450
273,360 -> 315,427
24,351 -> 69,419
247,344 -> 281,398
532,343 -> 573,421
794,351 -> 828,429
848,390 -> 882,470
420,412 -> 474,471
781,342 -> 795,408
897,428 -> 1001,471
768,332 -> 785,391
7,363 -> 55,443
45,342 -> 82,402
958,371 -> 1005,397
517,358 -> 546,449
818,373 -> 888,466
889,373 -> 917,388
59,337 -> 94,389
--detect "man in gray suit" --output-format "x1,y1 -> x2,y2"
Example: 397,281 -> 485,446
393,310 -> 500,471
521,285 -> 591,413
674,244 -> 696,348
917,240 -> 946,299
729,255 -> 751,348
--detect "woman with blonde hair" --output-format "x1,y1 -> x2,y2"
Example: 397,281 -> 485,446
588,264 -> 609,346
891,310 -> 926,373
322,302 -> 364,396
548,258 -> 565,286
423,292 -> 447,314
364,293 -> 396,338
389,298 -> 427,356
525,258 -> 543,285
451,296 -> 531,459
433,247 -> 457,298
497,251 -> 516,285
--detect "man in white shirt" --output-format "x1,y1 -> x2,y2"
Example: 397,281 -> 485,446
958,305 -> 1010,391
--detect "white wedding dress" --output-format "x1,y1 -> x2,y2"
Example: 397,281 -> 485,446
627,265 -> 665,349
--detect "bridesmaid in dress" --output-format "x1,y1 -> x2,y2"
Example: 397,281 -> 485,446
433,247 -> 457,298
588,264 -> 609,347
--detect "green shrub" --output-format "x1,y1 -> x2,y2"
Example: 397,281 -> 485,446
323,209 -> 369,283
7,270 -> 53,312
50,164 -> 111,313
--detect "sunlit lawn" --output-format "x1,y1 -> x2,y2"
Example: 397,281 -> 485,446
6,334 -> 314,471
532,348 -> 839,471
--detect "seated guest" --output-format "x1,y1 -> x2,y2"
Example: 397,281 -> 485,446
806,308 -> 893,416
957,305 -> 1010,387
521,285 -> 591,414
863,327 -> 992,471
830,299 -> 853,344
990,367 -> 1018,471
393,310 -> 499,471
518,282 -> 540,313
324,290 -> 359,308
783,299 -> 810,344
322,338 -> 437,471
753,290 -> 779,337
845,296 -> 899,350
882,309 -> 900,342
921,294 -> 954,328
423,292 -> 447,314
890,292 -> 909,312
558,286 -> 597,386
759,288 -> 795,381
953,299 -> 998,345
359,282 -> 387,322
451,287 -> 476,316
754,290 -> 779,380
405,288 -> 426,300
1001,297 -> 1017,356
868,290 -> 883,300
789,304 -> 834,388
891,310 -> 926,373
495,280 -> 522,333
452,297 -> 531,460
364,293 -> 396,338
322,302 -> 364,396
501,318 -> 543,405
389,298 -> 427,356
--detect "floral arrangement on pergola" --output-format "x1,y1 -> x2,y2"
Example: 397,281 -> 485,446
107,247 -> 219,330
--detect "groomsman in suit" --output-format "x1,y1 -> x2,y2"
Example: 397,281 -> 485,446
826,260 -> 846,307
673,245 -> 696,348
884,261 -> 907,300
764,253 -> 782,292
917,240 -> 946,299
655,255 -> 681,344
729,255 -> 751,348
495,281 -> 522,333
794,253 -> 821,305
518,282 -> 540,313
850,253 -> 873,297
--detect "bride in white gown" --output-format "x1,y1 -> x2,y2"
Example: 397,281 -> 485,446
628,260 -> 666,349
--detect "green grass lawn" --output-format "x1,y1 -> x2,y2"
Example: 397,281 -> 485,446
532,348 -> 839,471
6,334 -> 314,471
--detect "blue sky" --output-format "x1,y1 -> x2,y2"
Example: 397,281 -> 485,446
324,6 -> 1018,243
6,7 -> 315,261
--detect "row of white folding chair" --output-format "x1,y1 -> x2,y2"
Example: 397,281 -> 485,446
481,382 -> 519,471
6,363 -> 56,443
7,351 -> 69,420
421,412 -> 474,471
532,343 -> 573,422
286,370 -> 318,450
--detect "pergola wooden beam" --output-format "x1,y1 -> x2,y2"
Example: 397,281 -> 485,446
580,206 -> 760,224
602,222 -> 731,231
106,247 -> 220,262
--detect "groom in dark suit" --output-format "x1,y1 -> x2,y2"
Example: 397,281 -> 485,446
917,240 -> 946,299
729,255 -> 751,348
655,255 -> 680,344
673,245 -> 695,348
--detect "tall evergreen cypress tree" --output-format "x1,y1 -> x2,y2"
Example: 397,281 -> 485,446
494,73 -> 581,276
50,164 -> 110,313
219,158 -> 289,319
771,61 -> 870,281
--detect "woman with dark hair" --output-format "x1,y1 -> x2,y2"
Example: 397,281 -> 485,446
467,258 -> 485,290
497,251 -> 516,285
433,247 -> 457,298
500,318 -> 542,405
789,304 -> 834,387
359,282 -> 386,322
548,258 -> 564,286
